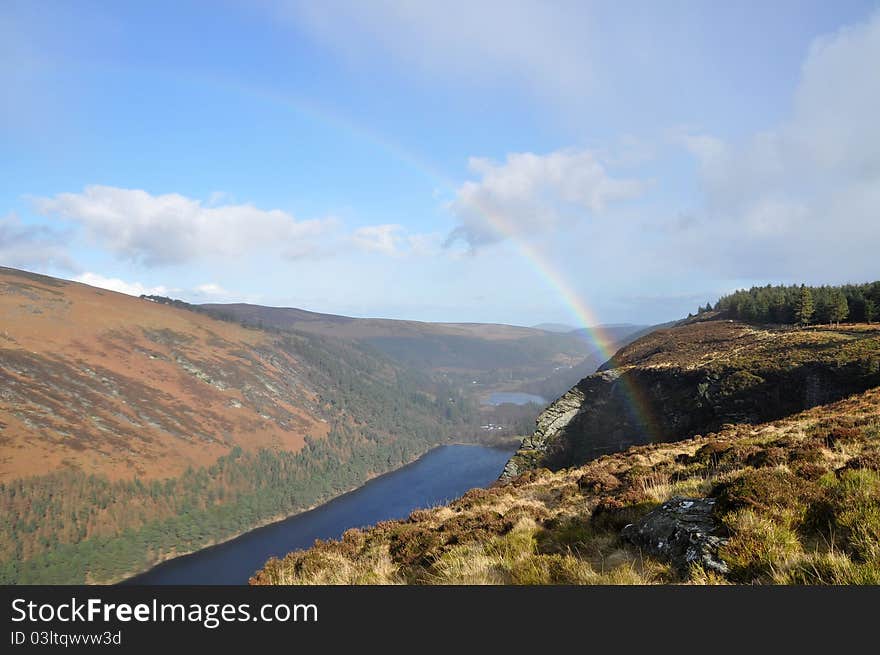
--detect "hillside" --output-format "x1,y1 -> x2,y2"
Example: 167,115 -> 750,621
0,267 -> 482,583
0,267 -> 328,481
252,385 -> 880,585
503,317 -> 880,476
251,319 -> 880,585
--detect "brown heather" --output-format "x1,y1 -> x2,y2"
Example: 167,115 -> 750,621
252,385 -> 880,585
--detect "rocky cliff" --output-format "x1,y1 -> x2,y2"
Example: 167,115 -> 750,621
502,319 -> 880,478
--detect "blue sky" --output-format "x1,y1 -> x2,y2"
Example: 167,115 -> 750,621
2,0 -> 879,326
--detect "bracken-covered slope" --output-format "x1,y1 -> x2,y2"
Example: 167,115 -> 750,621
0,267 -> 480,583
503,318 -> 880,477
251,379 -> 880,585
0,266 -> 327,481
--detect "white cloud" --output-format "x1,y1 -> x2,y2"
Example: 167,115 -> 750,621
351,224 -> 443,258
352,224 -> 403,256
447,149 -> 644,249
675,11 -> 880,280
34,185 -> 338,266
794,15 -> 880,175
74,272 -> 169,297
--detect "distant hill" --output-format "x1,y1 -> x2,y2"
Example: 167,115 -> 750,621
517,323 -> 658,402
568,323 -> 660,346
199,303 -> 597,386
530,322 -> 577,333
200,302 -> 543,340
196,306 -> 669,411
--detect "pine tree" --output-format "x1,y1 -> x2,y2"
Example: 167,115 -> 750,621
830,291 -> 849,326
866,299 -> 877,324
795,285 -> 814,326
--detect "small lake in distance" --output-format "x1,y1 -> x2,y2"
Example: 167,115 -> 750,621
484,391 -> 547,406
124,444 -> 514,585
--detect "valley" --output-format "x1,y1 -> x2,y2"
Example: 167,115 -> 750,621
252,301 -> 880,585
4,268 -> 878,586
0,266 -> 628,583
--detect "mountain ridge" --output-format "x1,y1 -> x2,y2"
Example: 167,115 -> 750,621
197,302 -> 606,378
197,300 -> 653,406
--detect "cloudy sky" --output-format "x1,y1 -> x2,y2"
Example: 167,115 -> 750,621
2,1 -> 878,326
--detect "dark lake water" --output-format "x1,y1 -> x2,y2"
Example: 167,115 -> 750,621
485,391 -> 547,406
123,444 -> 514,585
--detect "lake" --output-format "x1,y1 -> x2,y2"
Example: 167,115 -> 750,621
123,444 -> 514,585
484,391 -> 547,406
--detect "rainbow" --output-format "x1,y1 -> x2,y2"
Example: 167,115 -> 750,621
466,199 -> 658,440
203,77 -> 658,439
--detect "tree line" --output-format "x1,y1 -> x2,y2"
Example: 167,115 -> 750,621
703,282 -> 880,326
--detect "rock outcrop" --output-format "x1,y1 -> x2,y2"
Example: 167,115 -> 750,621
503,320 -> 880,478
621,497 -> 728,576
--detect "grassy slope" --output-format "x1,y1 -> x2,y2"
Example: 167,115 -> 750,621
252,386 -> 880,585
605,316 -> 880,373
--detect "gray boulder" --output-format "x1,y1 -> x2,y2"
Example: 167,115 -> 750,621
621,496 -> 729,577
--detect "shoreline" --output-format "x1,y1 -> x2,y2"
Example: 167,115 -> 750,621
118,440 -> 517,585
